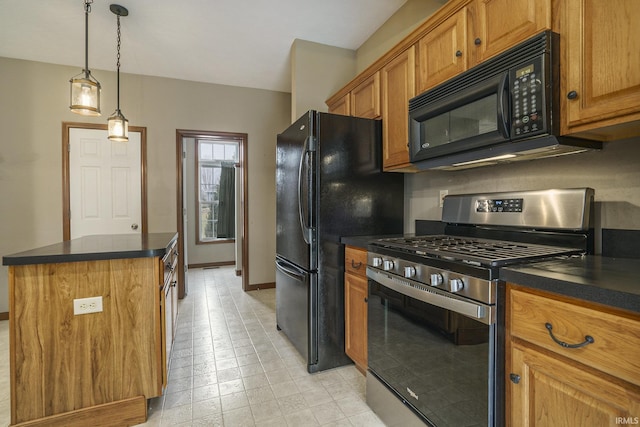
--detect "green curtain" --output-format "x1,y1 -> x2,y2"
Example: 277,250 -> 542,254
217,162 -> 235,238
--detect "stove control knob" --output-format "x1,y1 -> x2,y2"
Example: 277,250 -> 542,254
404,266 -> 416,278
450,278 -> 465,293
372,257 -> 383,268
382,260 -> 395,271
430,273 -> 443,286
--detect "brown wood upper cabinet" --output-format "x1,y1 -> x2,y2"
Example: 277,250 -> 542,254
328,93 -> 350,116
351,72 -> 381,119
417,0 -> 551,93
382,47 -> 416,170
561,0 -> 640,140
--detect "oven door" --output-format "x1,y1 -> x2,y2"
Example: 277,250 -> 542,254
367,270 -> 499,426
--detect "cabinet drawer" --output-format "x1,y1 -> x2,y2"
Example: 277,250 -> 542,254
345,246 -> 367,277
510,288 -> 640,387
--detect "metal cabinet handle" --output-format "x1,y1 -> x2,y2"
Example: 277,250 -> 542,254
455,50 -> 462,57
351,259 -> 363,269
474,37 -> 482,45
545,322 -> 594,349
509,373 -> 520,384
567,90 -> 578,100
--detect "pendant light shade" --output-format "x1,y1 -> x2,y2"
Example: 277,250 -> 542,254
108,110 -> 129,142
70,0 -> 101,116
108,4 -> 129,142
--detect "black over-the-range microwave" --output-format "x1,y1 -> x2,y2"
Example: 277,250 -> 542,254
408,31 -> 601,170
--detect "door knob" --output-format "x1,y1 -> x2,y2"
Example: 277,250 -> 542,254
131,223 -> 139,230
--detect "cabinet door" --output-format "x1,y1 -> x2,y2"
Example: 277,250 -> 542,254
473,0 -> 550,64
509,343 -> 640,426
163,283 -> 173,386
417,8 -> 468,94
381,47 -> 415,170
351,72 -> 381,119
345,272 -> 368,371
563,0 -> 640,137
328,93 -> 351,116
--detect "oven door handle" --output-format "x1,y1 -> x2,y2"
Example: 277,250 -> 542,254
367,267 -> 494,325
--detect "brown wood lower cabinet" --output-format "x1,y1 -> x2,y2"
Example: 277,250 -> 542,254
344,246 -> 368,374
506,284 -> 640,426
7,240 -> 179,426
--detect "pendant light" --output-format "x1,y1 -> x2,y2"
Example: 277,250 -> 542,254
69,0 -> 101,116
107,4 -> 129,142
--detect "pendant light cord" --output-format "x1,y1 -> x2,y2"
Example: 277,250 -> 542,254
116,13 -> 121,112
83,0 -> 93,77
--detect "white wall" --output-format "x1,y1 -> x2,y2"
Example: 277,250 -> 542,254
356,0 -> 446,73
0,57 -> 291,313
290,39 -> 356,121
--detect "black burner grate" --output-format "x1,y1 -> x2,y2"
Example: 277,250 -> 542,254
373,235 -> 583,267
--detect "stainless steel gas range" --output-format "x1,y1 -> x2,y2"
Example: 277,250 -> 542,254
365,188 -> 594,427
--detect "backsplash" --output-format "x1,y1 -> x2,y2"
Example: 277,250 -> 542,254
406,137 -> 640,239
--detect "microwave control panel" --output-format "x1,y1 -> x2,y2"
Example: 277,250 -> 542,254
511,56 -> 545,138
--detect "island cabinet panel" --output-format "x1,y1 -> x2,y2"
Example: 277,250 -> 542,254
506,285 -> 640,426
9,257 -> 161,425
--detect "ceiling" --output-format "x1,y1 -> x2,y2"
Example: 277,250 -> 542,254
0,0 -> 408,93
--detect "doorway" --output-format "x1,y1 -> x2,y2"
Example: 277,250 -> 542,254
176,129 -> 249,295
62,122 -> 148,240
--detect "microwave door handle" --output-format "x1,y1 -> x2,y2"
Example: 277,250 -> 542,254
497,72 -> 510,139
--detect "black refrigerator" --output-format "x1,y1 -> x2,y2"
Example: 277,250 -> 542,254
275,111 -> 404,373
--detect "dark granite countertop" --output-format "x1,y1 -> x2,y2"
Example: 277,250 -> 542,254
502,256 -> 640,314
2,233 -> 178,266
340,235 -> 404,250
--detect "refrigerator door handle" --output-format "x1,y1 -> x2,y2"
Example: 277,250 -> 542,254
275,259 -> 306,282
298,136 -> 313,244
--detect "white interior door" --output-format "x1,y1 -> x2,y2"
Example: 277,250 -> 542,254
69,128 -> 142,239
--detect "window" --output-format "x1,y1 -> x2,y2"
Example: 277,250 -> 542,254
197,139 -> 238,243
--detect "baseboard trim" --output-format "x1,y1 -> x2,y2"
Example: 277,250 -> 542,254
246,282 -> 275,291
12,395 -> 146,427
0,312 -> 8,321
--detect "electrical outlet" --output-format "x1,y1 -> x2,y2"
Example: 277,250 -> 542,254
73,296 -> 103,315
439,190 -> 448,208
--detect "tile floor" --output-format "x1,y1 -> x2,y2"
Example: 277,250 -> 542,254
0,266 -> 385,426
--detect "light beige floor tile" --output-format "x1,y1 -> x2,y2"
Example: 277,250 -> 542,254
284,408 -> 321,426
222,405 -> 256,426
250,398 -> 283,423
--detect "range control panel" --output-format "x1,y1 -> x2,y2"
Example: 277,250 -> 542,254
476,198 -> 523,213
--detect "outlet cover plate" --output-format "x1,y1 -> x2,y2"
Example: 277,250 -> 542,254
73,296 -> 103,315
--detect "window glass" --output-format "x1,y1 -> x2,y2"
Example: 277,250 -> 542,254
196,140 -> 238,242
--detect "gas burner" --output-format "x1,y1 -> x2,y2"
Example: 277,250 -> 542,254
372,235 -> 583,267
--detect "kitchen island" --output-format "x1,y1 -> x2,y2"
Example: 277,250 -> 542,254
2,232 -> 178,427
